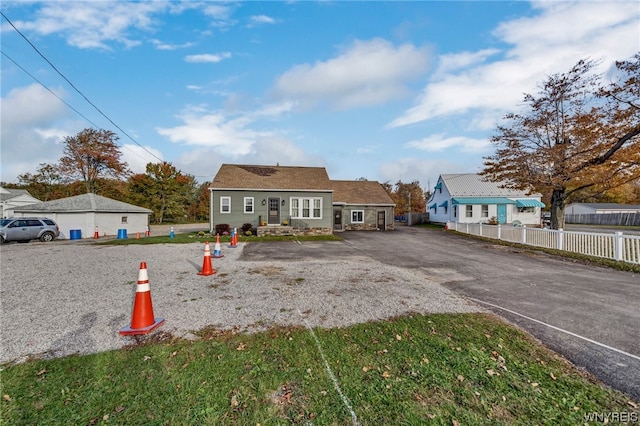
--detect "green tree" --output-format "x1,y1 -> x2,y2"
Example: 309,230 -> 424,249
58,128 -> 130,194
482,54 -> 640,229
128,162 -> 197,224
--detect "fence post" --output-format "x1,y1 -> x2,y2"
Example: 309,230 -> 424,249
479,223 -> 483,236
497,224 -> 502,240
522,225 -> 527,244
614,231 -> 624,261
557,228 -> 564,251
466,223 -> 469,233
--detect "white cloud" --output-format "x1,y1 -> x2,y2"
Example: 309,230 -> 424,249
151,39 -> 194,50
404,134 -> 491,153
272,38 -> 431,109
0,84 -> 70,182
120,144 -> 164,175
378,158 -> 467,190
184,52 -> 232,63
11,1 -> 168,49
156,106 -> 270,156
389,1 -> 640,128
249,15 -> 277,26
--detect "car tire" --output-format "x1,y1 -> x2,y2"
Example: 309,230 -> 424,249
40,232 -> 55,242
0,236 -> 4,244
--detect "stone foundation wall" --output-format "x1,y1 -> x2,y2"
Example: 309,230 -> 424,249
257,226 -> 333,237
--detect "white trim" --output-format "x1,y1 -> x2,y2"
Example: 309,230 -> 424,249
220,196 -> 231,214
243,197 -> 254,214
351,210 -> 364,223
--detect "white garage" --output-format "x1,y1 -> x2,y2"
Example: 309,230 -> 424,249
12,193 -> 152,239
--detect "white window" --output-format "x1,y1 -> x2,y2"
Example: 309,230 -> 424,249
290,197 -> 322,219
481,205 -> 489,218
244,197 -> 254,214
351,210 -> 364,223
465,205 -> 473,218
220,196 -> 231,214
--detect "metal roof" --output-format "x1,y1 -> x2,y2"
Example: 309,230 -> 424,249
440,174 -> 536,197
452,197 -> 516,205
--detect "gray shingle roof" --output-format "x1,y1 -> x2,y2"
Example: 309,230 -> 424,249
13,193 -> 152,213
441,174 -> 538,197
210,164 -> 331,191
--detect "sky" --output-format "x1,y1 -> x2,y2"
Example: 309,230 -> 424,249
1,1 -> 639,191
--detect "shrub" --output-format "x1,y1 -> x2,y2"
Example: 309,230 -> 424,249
215,224 -> 230,235
241,223 -> 254,235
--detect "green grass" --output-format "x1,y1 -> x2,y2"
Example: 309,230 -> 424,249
99,231 -> 342,245
1,314 -> 635,425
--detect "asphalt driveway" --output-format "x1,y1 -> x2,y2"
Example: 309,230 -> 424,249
243,225 -> 640,400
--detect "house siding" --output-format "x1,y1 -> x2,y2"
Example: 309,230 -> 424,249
210,189 -> 333,233
340,205 -> 394,231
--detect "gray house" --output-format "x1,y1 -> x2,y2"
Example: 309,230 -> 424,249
209,164 -> 395,235
330,180 -> 395,231
12,193 -> 152,239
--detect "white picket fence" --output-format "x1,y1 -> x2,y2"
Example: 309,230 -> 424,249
446,222 -> 640,265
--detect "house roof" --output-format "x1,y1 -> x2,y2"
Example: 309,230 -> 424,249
210,164 -> 332,191
13,193 -> 152,213
568,203 -> 640,210
330,180 -> 395,205
439,174 -> 537,197
0,187 -> 37,202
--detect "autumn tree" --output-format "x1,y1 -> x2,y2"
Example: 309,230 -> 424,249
392,180 -> 426,215
58,128 -> 130,194
128,162 -> 197,224
482,54 -> 640,229
16,163 -> 66,201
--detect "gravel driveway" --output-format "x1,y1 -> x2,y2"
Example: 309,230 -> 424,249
0,239 -> 481,364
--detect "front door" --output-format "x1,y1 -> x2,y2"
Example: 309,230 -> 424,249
497,204 -> 507,224
333,209 -> 342,230
268,197 -> 280,225
377,210 -> 386,230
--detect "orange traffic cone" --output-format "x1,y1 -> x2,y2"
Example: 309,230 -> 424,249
213,234 -> 224,258
94,226 -> 99,239
198,241 -> 217,276
120,262 -> 165,335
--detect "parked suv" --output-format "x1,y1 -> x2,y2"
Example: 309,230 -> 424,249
0,217 -> 60,243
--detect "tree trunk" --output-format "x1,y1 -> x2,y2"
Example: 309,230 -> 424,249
550,189 -> 566,230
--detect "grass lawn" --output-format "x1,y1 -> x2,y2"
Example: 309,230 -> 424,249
1,314 -> 636,425
99,231 -> 342,245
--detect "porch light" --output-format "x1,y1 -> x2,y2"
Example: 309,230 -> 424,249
262,199 -> 266,205
281,199 -> 285,206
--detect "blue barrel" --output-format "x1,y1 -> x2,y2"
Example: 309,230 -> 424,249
70,229 -> 82,240
117,229 -> 128,239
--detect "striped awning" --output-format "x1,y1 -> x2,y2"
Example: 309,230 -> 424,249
516,199 -> 545,207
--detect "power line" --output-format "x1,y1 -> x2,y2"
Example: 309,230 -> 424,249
1,10 -> 164,164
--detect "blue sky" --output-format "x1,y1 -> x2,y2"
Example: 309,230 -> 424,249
2,1 -> 639,190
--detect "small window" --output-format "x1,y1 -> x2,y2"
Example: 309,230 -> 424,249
481,205 -> 489,218
121,216 -> 128,224
244,197 -> 254,214
351,210 -> 364,223
453,205 -> 457,218
27,220 -> 42,226
220,196 -> 231,214
465,205 -> 473,218
518,207 -> 535,214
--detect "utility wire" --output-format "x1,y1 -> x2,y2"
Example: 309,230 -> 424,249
2,51 -> 102,130
1,10 -> 164,164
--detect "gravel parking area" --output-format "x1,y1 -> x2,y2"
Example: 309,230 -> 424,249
1,240 -> 482,364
